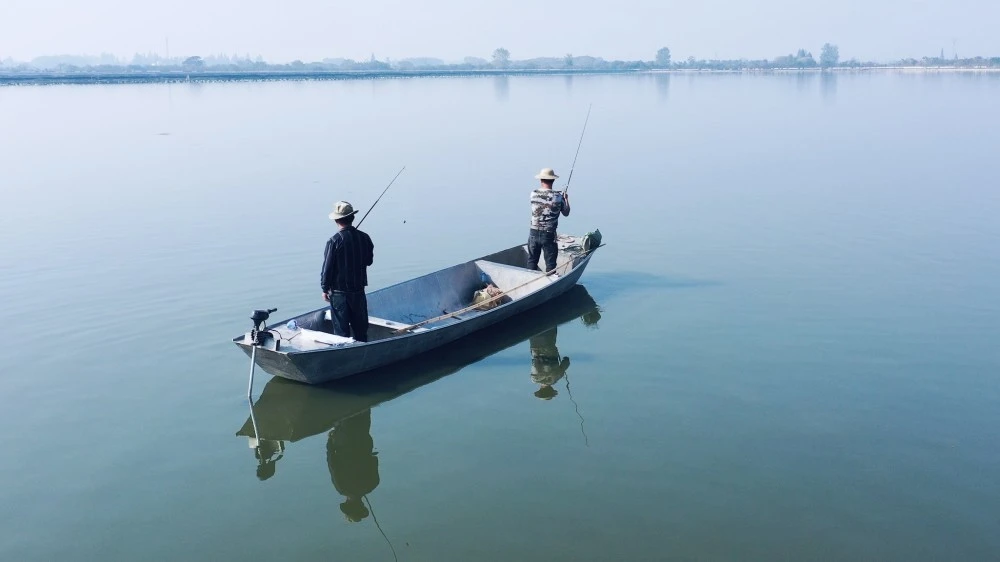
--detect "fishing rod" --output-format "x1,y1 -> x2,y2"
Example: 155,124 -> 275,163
563,103 -> 592,195
357,165 -> 406,227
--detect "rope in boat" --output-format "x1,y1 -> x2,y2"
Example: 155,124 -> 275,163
390,244 -> 604,335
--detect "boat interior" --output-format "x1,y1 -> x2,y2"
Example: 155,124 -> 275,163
260,237 -> 587,351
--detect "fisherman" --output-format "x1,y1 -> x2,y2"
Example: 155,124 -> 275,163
321,201 -> 375,342
528,168 -> 571,275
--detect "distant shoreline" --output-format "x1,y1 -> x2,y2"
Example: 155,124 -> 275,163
2,66 -> 998,86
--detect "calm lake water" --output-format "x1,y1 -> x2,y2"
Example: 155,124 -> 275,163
1,71 -> 999,561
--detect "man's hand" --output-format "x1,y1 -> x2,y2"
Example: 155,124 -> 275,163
322,292 -> 330,302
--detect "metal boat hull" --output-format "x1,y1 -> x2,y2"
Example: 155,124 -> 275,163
235,283 -> 601,441
233,236 -> 598,384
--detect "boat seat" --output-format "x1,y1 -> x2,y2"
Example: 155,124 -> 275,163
367,316 -> 413,330
475,259 -> 536,273
475,260 -> 545,290
323,309 -> 427,333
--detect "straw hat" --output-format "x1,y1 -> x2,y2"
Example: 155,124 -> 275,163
328,200 -> 358,220
534,168 -> 559,180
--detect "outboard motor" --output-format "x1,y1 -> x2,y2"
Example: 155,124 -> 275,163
249,308 -> 278,351
247,307 -> 277,420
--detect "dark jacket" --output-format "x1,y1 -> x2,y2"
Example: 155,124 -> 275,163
321,226 -> 374,293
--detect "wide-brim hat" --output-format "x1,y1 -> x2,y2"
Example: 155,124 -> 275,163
329,200 -> 359,220
534,168 -> 559,180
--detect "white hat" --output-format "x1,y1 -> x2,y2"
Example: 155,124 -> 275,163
329,201 -> 358,220
534,168 -> 559,180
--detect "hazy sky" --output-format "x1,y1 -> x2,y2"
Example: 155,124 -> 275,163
1,0 -> 996,63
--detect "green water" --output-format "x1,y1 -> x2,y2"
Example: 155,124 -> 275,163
1,72 -> 999,561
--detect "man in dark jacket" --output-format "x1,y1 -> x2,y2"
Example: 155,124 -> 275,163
321,201 -> 375,342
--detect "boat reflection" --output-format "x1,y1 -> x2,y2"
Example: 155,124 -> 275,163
237,284 -> 603,493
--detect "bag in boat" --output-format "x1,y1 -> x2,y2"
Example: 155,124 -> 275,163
582,229 -> 602,252
472,283 -> 506,311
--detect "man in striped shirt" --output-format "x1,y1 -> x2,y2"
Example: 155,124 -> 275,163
321,201 -> 375,342
528,167 -> 571,274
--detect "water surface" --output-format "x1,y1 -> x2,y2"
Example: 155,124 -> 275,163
1,71 -> 999,561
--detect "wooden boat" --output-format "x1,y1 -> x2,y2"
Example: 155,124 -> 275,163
235,284 -> 602,446
232,231 -> 601,384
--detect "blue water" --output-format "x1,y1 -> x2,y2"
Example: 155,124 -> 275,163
1,71 -> 999,560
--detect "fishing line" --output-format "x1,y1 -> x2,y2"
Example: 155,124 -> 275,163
564,371 -> 589,447
364,495 -> 398,562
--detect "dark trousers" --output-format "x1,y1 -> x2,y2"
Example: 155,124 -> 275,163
328,290 -> 370,342
527,228 -> 558,273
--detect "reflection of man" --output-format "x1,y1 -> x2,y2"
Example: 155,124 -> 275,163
530,327 -> 571,400
253,439 -> 285,481
327,410 -> 379,522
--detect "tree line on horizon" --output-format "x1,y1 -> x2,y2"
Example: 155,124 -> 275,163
3,44 -> 999,73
